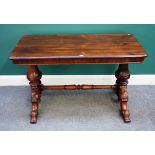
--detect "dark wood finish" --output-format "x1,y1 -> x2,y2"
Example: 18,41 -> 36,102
9,34 -> 147,124
27,65 -> 42,123
115,64 -> 130,122
10,34 -> 147,65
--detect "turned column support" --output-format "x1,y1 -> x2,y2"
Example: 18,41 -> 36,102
115,64 -> 131,123
27,65 -> 42,123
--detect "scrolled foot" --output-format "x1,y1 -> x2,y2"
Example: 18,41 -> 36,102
115,64 -> 131,123
30,111 -> 38,124
121,110 -> 131,123
27,65 -> 42,124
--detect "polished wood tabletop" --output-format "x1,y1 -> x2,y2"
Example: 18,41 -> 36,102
10,34 -> 147,65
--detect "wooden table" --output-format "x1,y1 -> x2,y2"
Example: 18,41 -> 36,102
9,34 -> 147,124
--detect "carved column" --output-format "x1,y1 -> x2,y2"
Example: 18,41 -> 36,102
115,64 -> 131,123
27,65 -> 42,123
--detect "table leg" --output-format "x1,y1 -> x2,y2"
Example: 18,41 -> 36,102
27,65 -> 42,123
115,64 -> 131,123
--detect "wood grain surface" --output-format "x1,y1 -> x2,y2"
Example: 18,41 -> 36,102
9,34 -> 147,65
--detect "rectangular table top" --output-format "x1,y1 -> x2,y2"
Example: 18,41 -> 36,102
10,34 -> 147,65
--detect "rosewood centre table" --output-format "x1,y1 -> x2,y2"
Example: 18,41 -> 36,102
9,34 -> 147,124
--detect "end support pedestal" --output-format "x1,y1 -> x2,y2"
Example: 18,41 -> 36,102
27,65 -> 42,124
115,64 -> 131,123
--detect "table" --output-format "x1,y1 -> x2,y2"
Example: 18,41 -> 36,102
9,34 -> 147,124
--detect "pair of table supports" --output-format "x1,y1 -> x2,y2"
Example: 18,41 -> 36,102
27,64 -> 131,124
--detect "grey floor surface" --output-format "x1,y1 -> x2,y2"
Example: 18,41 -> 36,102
0,86 -> 155,131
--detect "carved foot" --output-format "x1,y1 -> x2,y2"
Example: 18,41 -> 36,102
115,64 -> 131,123
119,85 -> 131,123
121,109 -> 131,123
27,65 -> 42,124
30,102 -> 38,123
30,110 -> 38,123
